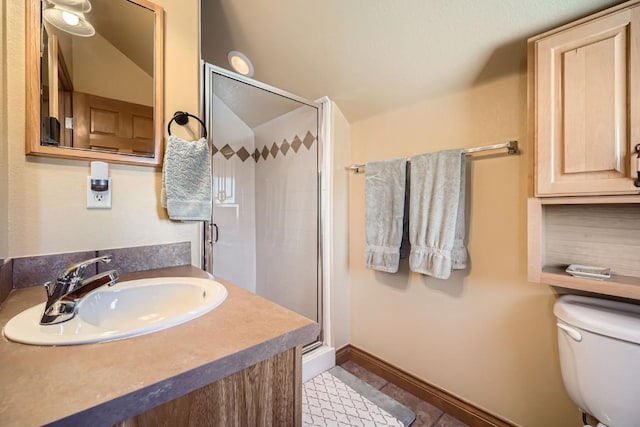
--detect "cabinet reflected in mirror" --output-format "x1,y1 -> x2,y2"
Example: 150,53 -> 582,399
26,0 -> 164,166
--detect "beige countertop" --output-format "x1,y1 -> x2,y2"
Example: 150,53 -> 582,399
0,266 -> 319,426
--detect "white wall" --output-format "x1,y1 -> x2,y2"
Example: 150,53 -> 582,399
210,94 -> 257,292
254,106 -> 319,321
349,72 -> 575,426
328,100 -> 351,350
6,0 -> 201,264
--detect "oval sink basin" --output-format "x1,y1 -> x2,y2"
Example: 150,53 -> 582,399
3,277 -> 227,346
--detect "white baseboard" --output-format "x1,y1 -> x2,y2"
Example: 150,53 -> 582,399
302,345 -> 336,383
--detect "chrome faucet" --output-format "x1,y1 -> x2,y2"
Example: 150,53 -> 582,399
40,255 -> 120,325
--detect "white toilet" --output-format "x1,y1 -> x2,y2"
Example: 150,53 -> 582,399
554,295 -> 640,427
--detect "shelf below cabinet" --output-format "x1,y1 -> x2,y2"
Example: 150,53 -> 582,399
540,267 -> 640,300
528,196 -> 640,301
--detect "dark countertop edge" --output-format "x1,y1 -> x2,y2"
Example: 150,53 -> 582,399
50,322 -> 319,426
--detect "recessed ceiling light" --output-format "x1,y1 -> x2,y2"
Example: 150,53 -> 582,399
227,50 -> 254,77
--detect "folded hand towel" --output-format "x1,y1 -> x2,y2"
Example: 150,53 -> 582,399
365,158 -> 407,273
161,135 -> 212,221
409,149 -> 467,279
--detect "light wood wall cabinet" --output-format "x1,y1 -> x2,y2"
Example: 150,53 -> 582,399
528,1 -> 640,301
530,1 -> 640,196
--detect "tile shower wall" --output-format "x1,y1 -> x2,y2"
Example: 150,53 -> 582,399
254,107 -> 318,322
210,94 -> 257,293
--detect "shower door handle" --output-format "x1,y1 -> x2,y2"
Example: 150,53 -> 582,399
212,223 -> 219,243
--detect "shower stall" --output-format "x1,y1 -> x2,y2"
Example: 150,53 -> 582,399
202,64 -> 332,373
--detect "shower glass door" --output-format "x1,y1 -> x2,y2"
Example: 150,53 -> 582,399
203,64 -> 322,347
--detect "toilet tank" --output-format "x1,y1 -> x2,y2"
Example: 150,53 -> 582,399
554,295 -> 640,427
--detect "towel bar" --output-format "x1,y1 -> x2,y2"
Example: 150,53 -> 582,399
346,140 -> 518,173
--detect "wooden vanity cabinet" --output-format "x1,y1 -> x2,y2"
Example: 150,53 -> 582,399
530,1 -> 640,197
116,347 -> 302,427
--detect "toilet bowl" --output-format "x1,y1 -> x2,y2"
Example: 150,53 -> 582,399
554,295 -> 640,427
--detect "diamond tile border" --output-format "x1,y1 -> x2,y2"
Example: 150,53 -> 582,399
212,131 -> 316,163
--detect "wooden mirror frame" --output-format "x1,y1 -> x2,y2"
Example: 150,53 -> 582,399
25,0 -> 165,167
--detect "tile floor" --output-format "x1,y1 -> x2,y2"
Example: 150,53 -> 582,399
338,361 -> 469,427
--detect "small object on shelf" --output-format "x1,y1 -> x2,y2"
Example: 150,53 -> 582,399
565,264 -> 611,281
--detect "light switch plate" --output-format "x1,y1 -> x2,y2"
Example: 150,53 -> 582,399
86,177 -> 112,209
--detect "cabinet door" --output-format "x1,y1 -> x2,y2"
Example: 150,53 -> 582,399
535,6 -> 640,196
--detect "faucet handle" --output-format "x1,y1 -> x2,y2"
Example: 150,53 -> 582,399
43,281 -> 53,297
58,255 -> 113,282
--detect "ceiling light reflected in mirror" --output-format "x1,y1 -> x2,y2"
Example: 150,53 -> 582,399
227,51 -> 254,77
62,11 -> 80,25
43,0 -> 95,37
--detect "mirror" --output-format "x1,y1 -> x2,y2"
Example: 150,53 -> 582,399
26,0 -> 164,166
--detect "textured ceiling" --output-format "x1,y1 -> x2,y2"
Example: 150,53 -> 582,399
211,71 -> 311,128
201,0 -> 622,122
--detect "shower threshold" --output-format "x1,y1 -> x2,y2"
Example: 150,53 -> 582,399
302,344 -> 336,383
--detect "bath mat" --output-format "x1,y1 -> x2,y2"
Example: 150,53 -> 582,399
302,366 -> 415,426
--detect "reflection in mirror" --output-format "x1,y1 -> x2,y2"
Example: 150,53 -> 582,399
26,0 -> 164,166
205,67 -> 322,328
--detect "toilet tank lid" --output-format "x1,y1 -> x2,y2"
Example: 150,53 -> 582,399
554,295 -> 640,345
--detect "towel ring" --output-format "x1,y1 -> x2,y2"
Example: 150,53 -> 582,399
167,111 -> 208,138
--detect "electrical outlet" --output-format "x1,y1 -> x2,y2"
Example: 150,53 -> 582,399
86,177 -> 112,209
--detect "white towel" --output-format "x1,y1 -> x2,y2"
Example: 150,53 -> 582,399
161,135 -> 212,221
365,158 -> 407,273
409,149 -> 467,279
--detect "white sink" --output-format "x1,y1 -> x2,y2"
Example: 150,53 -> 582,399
2,277 -> 227,345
